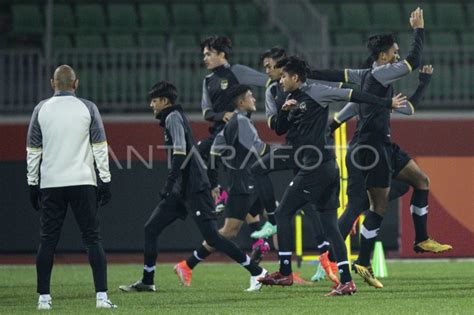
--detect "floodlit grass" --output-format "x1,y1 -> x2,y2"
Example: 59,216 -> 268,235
1,261 -> 473,314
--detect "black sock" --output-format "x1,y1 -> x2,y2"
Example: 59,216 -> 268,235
186,246 -> 211,269
241,255 -> 263,276
411,189 -> 429,243
338,206 -> 368,240
338,262 -> 352,283
249,221 -> 263,234
358,212 -> 383,266
328,248 -> 337,262
279,252 -> 292,276
316,234 -> 330,254
142,266 -> 155,285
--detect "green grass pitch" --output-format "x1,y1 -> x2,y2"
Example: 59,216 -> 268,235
1,261 -> 473,314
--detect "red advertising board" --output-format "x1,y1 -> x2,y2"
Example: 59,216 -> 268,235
1,117 -> 473,257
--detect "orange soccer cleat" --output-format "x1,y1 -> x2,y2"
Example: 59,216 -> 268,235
319,251 -> 340,287
174,260 -> 192,287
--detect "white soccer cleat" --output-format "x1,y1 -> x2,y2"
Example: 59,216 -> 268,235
246,268 -> 268,292
96,298 -> 118,309
37,299 -> 52,310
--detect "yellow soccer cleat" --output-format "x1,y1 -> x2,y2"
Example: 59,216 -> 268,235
352,263 -> 383,289
414,238 -> 453,254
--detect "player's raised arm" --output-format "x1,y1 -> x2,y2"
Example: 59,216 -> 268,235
396,64 -> 433,115
328,102 -> 360,134
309,68 -> 370,86
370,8 -> 425,87
406,7 -> 425,71
231,64 -> 269,87
307,83 -> 406,110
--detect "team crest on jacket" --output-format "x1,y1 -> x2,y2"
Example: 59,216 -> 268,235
298,102 -> 307,112
220,79 -> 229,90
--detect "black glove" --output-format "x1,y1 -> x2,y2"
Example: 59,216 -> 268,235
97,181 -> 111,206
29,185 -> 41,211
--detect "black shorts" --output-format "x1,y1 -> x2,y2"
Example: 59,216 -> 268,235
354,142 -> 411,189
390,143 -> 411,178
286,160 -> 340,212
225,192 -> 263,220
346,145 -> 411,207
248,197 -> 263,217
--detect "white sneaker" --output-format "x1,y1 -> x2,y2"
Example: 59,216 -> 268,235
246,268 -> 268,292
37,299 -> 52,310
96,298 -> 118,309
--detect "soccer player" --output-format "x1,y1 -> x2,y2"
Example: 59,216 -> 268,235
119,81 -> 266,293
249,47 -> 286,239
310,8 -> 452,288
198,36 -> 269,201
253,48 -> 343,285
27,65 -> 116,309
199,35 -> 275,258
175,84 -> 271,290
330,64 -> 435,284
257,56 -> 406,296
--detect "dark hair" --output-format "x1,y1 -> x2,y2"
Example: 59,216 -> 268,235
260,46 -> 287,63
363,33 -> 396,67
200,35 -> 232,58
148,81 -> 178,104
281,56 -> 311,82
360,56 -> 375,69
227,84 -> 251,107
275,57 -> 289,69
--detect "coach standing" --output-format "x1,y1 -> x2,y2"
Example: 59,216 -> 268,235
26,65 -> 116,310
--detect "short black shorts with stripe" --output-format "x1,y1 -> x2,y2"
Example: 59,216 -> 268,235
225,192 -> 263,221
354,142 -> 411,189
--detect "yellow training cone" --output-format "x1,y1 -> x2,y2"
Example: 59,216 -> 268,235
372,241 -> 388,278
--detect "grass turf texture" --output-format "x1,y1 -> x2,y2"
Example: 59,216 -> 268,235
1,261 -> 473,314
